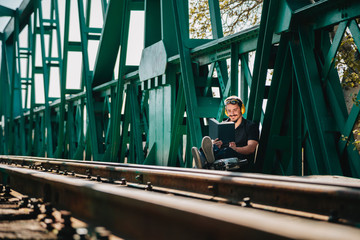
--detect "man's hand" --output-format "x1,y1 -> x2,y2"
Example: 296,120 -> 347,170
213,138 -> 223,148
229,140 -> 258,155
229,141 -> 236,149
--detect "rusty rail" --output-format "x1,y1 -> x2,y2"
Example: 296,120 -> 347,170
0,163 -> 360,239
1,155 -> 360,224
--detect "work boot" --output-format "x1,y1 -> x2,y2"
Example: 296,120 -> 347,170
201,136 -> 215,164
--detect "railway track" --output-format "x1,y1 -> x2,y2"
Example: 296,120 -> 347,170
0,155 -> 359,239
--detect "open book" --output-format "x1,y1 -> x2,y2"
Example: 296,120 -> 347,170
208,118 -> 235,144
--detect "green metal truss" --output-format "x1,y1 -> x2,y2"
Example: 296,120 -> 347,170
0,0 -> 360,177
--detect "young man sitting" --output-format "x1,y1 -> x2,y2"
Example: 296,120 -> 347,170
192,96 -> 259,171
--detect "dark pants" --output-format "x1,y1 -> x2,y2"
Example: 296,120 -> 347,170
199,145 -> 239,161
213,145 -> 239,160
200,145 -> 250,171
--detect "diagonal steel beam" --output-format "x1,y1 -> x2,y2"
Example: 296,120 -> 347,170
290,31 -> 343,175
0,5 -> 15,17
321,21 -> 348,82
2,0 -> 34,42
92,0 -> 124,87
248,0 -> 280,123
172,0 -> 202,148
77,0 -> 99,159
109,0 -> 131,162
255,35 -> 292,173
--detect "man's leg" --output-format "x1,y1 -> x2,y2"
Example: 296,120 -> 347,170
214,147 -> 238,160
191,147 -> 204,168
201,136 -> 215,163
213,147 -> 249,171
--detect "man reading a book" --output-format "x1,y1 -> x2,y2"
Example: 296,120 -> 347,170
192,96 -> 259,170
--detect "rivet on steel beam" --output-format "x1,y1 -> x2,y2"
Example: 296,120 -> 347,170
243,197 -> 252,207
120,178 -> 127,185
146,182 -> 153,191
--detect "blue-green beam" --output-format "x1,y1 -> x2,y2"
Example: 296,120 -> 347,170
248,0 -> 280,122
0,5 -> 15,16
3,0 -> 34,42
172,0 -> 202,148
77,0 -> 99,159
293,0 -> 360,30
109,0 -> 131,162
92,0 -> 130,87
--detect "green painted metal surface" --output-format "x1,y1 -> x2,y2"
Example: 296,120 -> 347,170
148,85 -> 171,165
0,0 -> 360,177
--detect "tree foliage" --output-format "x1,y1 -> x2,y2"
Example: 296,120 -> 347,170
189,0 -> 262,39
335,31 -> 360,89
334,22 -> 360,151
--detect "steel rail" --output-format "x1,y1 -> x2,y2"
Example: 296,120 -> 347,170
0,164 -> 360,240
2,155 -> 360,188
1,155 -> 360,226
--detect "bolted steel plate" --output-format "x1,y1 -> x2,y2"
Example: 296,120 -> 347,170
139,41 -> 167,81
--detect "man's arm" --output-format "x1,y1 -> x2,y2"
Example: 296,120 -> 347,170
229,140 -> 258,155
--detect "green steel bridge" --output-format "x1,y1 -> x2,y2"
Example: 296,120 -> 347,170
0,0 -> 360,177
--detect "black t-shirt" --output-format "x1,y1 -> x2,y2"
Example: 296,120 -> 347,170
226,118 -> 259,159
